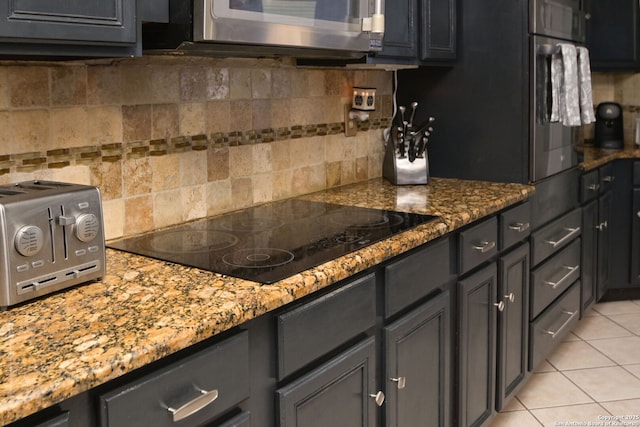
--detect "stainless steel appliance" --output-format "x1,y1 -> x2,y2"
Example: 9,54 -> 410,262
0,181 -> 105,309
145,0 -> 385,58
108,199 -> 436,284
530,0 -> 586,182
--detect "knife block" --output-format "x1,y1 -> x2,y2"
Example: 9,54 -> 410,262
382,130 -> 430,185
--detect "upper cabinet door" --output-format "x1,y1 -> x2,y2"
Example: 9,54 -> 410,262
0,0 -> 138,56
377,0 -> 419,59
585,0 -> 640,70
419,0 -> 456,61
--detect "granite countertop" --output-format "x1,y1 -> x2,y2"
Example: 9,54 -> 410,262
0,177 -> 534,425
578,144 -> 640,171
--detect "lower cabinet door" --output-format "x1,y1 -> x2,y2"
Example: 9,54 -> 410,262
496,244 -> 529,411
597,191 -> 612,299
276,337 -> 378,427
383,290 -> 451,427
581,200 -> 598,312
631,189 -> 640,285
458,264 -> 498,427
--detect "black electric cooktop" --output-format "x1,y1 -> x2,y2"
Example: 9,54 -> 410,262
108,200 -> 437,284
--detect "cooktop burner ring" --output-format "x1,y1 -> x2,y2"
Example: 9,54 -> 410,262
222,248 -> 295,269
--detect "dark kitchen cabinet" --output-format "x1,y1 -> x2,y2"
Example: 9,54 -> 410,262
383,291 -> 451,427
374,0 -> 456,65
0,0 -> 140,57
632,188 -> 640,285
596,191 -> 612,299
585,0 -> 640,70
496,243 -> 529,411
276,337 -> 378,427
457,264 -> 497,427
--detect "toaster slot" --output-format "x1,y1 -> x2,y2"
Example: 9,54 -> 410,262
48,207 -> 56,264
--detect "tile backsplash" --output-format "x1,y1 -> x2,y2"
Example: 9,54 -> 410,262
591,72 -> 640,146
0,56 -> 393,240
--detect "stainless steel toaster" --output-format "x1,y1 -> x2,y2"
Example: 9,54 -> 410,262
0,181 -> 105,309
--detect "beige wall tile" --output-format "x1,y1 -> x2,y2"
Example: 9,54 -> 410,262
180,66 -> 208,101
206,179 -> 232,216
292,164 -> 325,195
207,146 -> 230,182
46,165 -> 91,185
231,177 -> 253,209
253,143 -> 272,174
179,102 -> 206,136
8,66 -> 49,108
152,104 -> 180,139
122,105 -> 152,142
51,107 -> 89,149
153,189 -> 182,228
326,161 -> 341,188
271,68 -> 291,99
121,65 -> 153,105
122,157 -> 152,196
355,157 -> 368,181
87,106 -> 122,145
341,158 -> 356,185
271,139 -> 291,171
206,100 -> 231,134
181,184 -> 207,221
230,68 -> 251,100
124,194 -> 154,235
230,100 -> 253,132
151,66 -> 181,104
252,173 -> 273,204
325,69 -> 353,97
11,109 -> 50,153
272,169 -> 293,200
270,98 -> 291,129
207,68 -> 230,100
51,66 -> 87,106
252,69 -> 272,99
229,144 -> 253,178
90,161 -> 122,200
252,99 -> 272,131
87,65 -> 121,106
151,153 -> 180,192
181,149 -> 207,186
102,198 -> 125,240
0,111 -> 9,154
290,98 -> 313,126
0,68 -> 9,110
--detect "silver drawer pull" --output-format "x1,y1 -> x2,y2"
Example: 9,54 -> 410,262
595,220 -> 608,231
505,292 -> 515,303
637,211 -> 640,219
543,310 -> 578,339
390,376 -> 406,390
587,183 -> 600,191
602,175 -> 615,183
543,265 -> 579,289
472,240 -> 496,253
494,301 -> 505,312
544,226 -> 580,248
167,388 -> 219,423
508,222 -> 530,233
369,391 -> 385,406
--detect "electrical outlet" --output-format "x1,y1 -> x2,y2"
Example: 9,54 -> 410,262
352,87 -> 376,111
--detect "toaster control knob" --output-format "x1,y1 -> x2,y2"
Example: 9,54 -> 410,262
15,225 -> 44,257
75,213 -> 99,243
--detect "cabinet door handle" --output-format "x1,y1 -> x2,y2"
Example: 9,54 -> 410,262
504,292 -> 515,303
602,175 -> 615,183
167,388 -> 219,423
472,240 -> 496,253
543,310 -> 578,339
544,227 -> 580,248
595,220 -> 608,231
494,301 -> 505,312
637,211 -> 640,219
369,391 -> 385,406
543,265 -> 579,289
390,376 -> 406,390
508,222 -> 530,233
587,183 -> 600,191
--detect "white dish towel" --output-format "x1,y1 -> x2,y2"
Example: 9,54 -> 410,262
550,43 -> 596,126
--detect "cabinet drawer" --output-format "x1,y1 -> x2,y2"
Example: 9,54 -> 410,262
99,331 -> 249,427
277,274 -> 376,380
580,170 -> 600,203
217,411 -> 250,427
384,237 -> 451,317
529,282 -> 580,371
530,239 -> 581,319
499,201 -> 531,251
530,208 -> 582,267
458,217 -> 498,275
634,161 -> 640,186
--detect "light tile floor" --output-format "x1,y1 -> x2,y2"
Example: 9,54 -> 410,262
490,299 -> 640,427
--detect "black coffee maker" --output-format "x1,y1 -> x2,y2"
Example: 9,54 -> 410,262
594,102 -> 624,149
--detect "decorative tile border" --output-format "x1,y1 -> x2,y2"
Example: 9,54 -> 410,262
0,118 -> 391,176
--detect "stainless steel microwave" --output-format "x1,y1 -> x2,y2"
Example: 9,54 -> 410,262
157,0 -> 385,58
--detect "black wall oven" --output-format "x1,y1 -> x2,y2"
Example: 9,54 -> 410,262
530,0 -> 587,182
